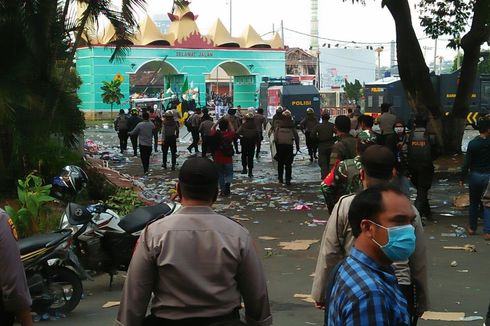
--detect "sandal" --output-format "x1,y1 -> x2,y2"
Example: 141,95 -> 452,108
466,226 -> 476,236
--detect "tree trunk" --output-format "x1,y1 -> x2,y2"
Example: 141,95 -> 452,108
384,0 -> 443,147
446,0 -> 490,153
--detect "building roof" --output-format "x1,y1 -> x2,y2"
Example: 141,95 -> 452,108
78,3 -> 283,50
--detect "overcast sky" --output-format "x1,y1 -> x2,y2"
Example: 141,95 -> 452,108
139,0 -> 465,67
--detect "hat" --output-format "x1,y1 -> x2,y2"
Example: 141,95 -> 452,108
357,130 -> 378,145
245,112 -> 254,119
306,108 -> 314,114
164,110 -> 173,117
282,110 -> 292,117
276,106 -> 283,113
179,158 -> 218,187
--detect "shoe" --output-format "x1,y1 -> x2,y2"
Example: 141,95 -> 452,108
187,148 -> 192,154
466,226 -> 477,236
278,179 -> 284,184
309,156 -> 313,163
171,166 -> 176,171
223,183 -> 231,196
285,180 -> 291,186
248,173 -> 253,178
241,169 -> 247,174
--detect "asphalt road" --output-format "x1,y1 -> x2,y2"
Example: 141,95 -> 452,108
46,127 -> 490,326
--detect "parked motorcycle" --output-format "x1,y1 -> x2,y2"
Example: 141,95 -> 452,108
19,229 -> 85,314
59,201 -> 180,286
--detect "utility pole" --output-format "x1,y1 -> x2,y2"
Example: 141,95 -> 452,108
280,20 -> 284,44
433,38 -> 438,73
229,0 -> 232,35
375,47 -> 384,80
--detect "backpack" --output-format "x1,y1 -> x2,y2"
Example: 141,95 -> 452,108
117,115 -> 128,131
276,127 -> 295,145
184,116 -> 193,132
407,129 -> 432,167
321,158 -> 361,213
217,131 -> 234,157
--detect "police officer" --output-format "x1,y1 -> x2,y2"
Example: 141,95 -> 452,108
187,108 -> 202,153
116,158 -> 272,326
300,108 -> 320,162
312,110 -> 336,179
0,210 -> 33,326
407,114 -> 437,219
274,110 -> 300,185
127,108 -> 143,157
254,108 -> 267,159
161,110 -> 179,171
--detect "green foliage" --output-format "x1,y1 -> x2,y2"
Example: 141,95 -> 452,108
343,79 -> 363,104
418,0 -> 473,49
4,173 -> 56,238
451,52 -> 490,73
105,188 -> 144,217
101,80 -> 124,116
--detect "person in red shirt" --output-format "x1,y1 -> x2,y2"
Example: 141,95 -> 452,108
210,117 -> 235,196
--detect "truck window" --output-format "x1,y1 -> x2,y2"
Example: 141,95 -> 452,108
378,96 -> 384,105
368,96 -> 373,108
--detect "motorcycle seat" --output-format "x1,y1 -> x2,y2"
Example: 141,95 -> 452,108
18,232 -> 68,256
118,203 -> 172,234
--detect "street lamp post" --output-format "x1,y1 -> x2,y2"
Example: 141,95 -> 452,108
375,47 -> 384,80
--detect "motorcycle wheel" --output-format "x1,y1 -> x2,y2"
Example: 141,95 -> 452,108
46,267 -> 83,314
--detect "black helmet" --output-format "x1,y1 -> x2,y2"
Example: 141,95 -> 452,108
52,165 -> 88,195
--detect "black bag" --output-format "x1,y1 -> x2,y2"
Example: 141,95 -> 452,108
219,134 -> 235,157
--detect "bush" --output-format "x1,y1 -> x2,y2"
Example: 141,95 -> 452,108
105,188 -> 144,217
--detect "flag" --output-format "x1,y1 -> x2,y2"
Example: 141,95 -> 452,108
181,77 -> 189,95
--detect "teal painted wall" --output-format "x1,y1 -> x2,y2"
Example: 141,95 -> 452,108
76,46 -> 285,112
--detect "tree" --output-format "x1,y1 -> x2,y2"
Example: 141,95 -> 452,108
419,0 -> 490,152
343,79 -> 363,104
452,52 -> 490,74
101,80 -> 124,117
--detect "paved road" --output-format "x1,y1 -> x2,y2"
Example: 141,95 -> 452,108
49,128 -> 490,325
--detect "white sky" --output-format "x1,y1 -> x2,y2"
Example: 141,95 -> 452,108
139,0 -> 464,67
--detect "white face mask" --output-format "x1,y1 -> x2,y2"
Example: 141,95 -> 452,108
394,127 -> 405,134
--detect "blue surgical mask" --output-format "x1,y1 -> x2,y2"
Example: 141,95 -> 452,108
370,221 -> 416,262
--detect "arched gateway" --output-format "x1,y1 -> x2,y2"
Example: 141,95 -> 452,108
76,2 -> 285,117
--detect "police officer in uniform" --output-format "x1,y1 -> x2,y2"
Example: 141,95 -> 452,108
116,158 -> 272,326
312,110 -> 336,179
407,114 -> 437,219
0,210 -> 33,326
300,108 -> 320,162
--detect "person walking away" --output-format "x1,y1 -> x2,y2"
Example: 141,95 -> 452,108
270,106 -> 284,134
210,117 -> 235,196
300,108 -> 320,162
237,112 -> 260,178
376,103 -> 397,145
460,116 -> 490,239
149,108 -> 162,153
312,110 -> 336,179
407,115 -> 437,220
160,110 -> 179,171
385,120 -> 411,196
226,108 -> 242,154
199,109 -> 214,158
129,111 -> 154,175
274,110 -> 300,186
114,109 -> 129,153
116,158 -> 272,326
0,210 -> 33,326
328,115 -> 357,176
321,130 -> 377,213
186,108 -> 202,153
312,146 -> 429,324
127,108 -> 143,157
254,108 -> 267,159
325,184 -> 416,325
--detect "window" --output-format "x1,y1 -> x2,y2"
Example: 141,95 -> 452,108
378,96 -> 384,105
368,96 -> 373,108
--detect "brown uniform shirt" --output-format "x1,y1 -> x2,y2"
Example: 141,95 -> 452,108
0,210 -> 32,313
116,206 -> 272,326
378,112 -> 397,135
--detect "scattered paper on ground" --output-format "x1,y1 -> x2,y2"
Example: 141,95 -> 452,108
232,215 -> 250,221
278,240 -> 319,250
102,301 -> 120,308
258,236 -> 278,240
443,244 -> 476,252
454,193 -> 469,208
421,311 -> 465,321
294,294 -> 315,303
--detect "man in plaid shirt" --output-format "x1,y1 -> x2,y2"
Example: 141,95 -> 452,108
326,184 -> 414,325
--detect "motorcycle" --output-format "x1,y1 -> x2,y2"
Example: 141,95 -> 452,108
59,201 -> 180,286
19,229 -> 85,315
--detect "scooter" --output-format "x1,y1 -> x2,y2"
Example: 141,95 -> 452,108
59,201 -> 180,286
19,229 -> 85,315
